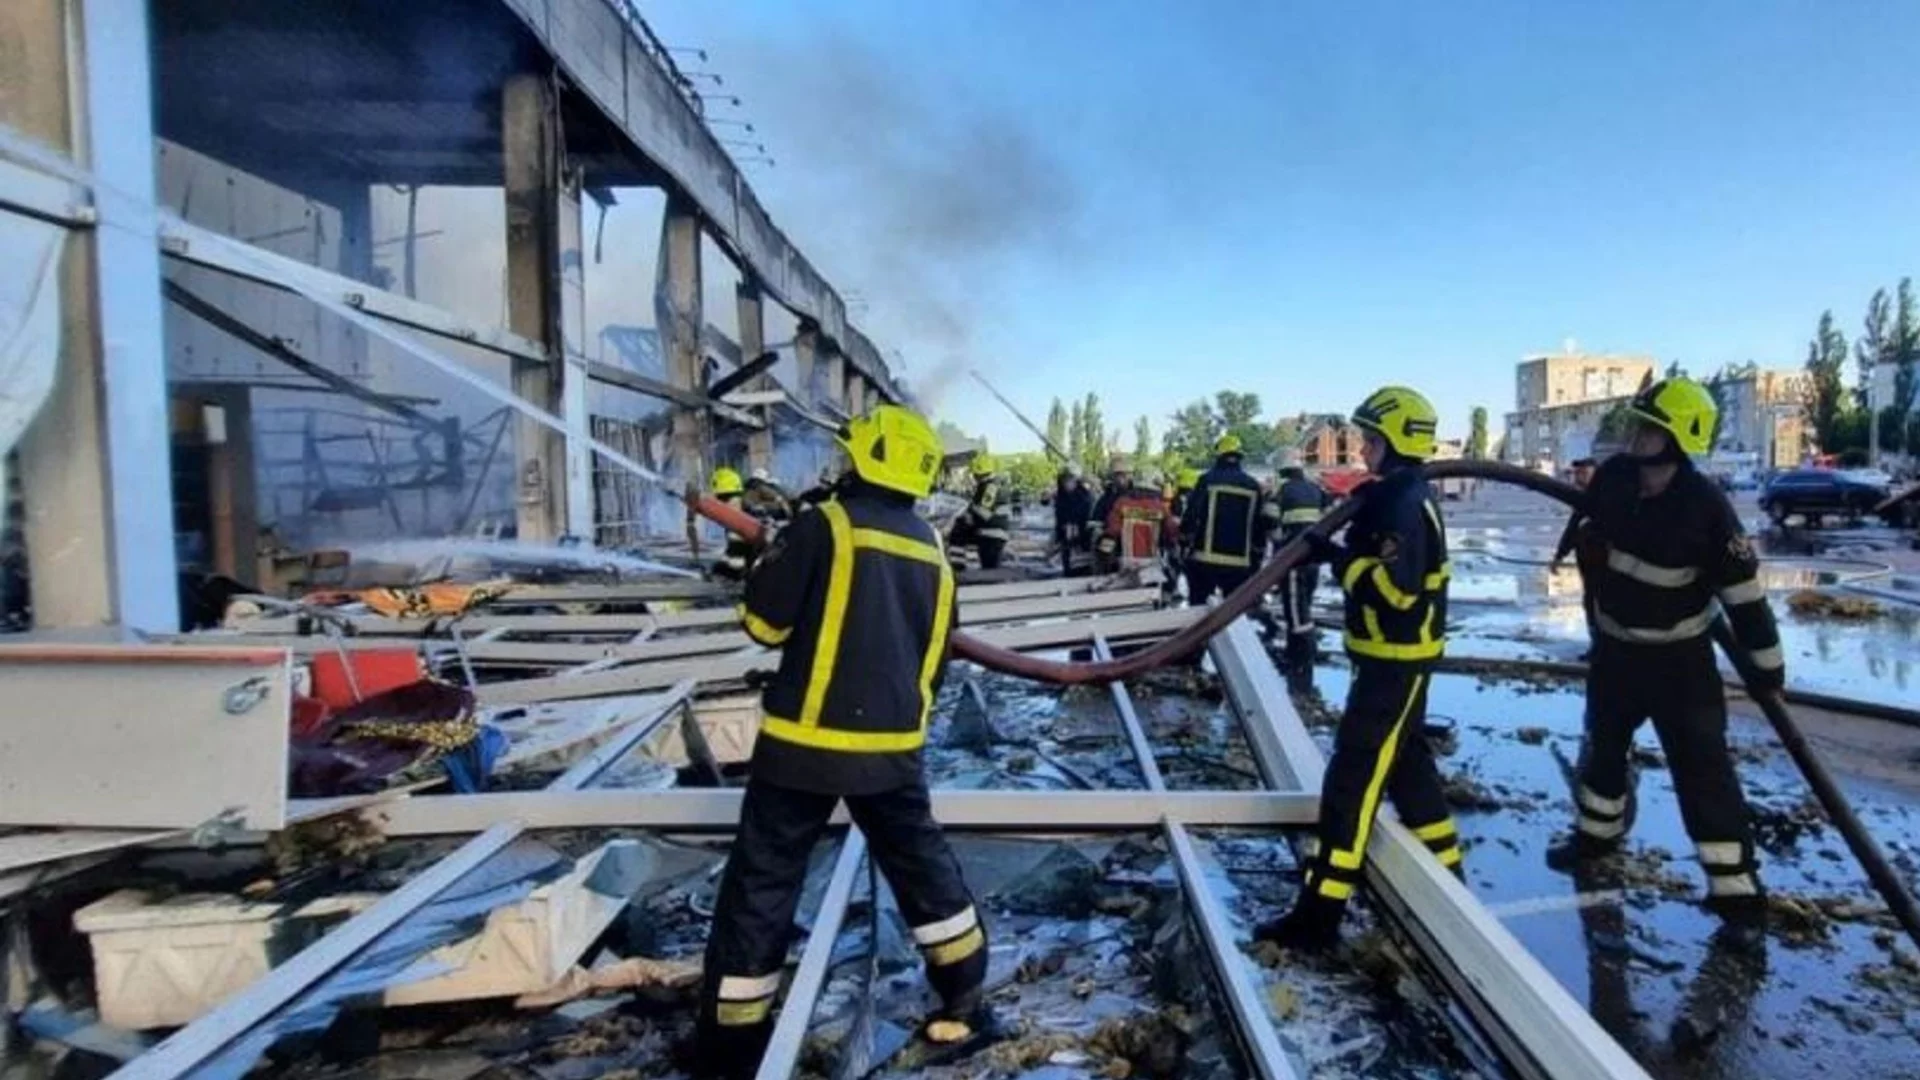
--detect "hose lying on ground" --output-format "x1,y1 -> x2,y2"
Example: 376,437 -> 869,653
689,458 -> 1920,949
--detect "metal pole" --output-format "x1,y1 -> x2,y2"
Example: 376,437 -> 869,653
968,370 -> 1070,462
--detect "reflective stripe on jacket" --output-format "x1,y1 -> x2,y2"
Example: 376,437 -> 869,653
1571,457 -> 1782,671
739,491 -> 957,792
1182,463 -> 1270,569
1332,468 -> 1450,662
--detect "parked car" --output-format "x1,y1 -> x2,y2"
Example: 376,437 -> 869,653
1759,469 -> 1893,527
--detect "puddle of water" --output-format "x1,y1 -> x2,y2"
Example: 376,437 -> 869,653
1195,830 -> 1501,1080
1299,666 -> 1920,1080
801,833 -> 1253,1080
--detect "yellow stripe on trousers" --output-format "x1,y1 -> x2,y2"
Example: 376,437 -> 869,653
1328,673 -> 1428,874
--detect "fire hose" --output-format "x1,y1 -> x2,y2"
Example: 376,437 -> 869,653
689,458 -> 1920,947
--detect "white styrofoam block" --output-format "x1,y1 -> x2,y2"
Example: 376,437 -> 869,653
76,839 -> 652,1029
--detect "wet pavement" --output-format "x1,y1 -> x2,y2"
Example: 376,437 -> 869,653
1301,489 -> 1920,711
1296,661 -> 1920,1080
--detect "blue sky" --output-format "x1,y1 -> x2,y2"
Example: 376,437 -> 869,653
643,1 -> 1920,452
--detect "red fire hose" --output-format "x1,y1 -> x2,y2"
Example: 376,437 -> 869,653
689,460 -> 1575,684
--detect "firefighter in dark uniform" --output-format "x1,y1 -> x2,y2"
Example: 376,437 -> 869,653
1053,464 -> 1094,576
1179,434 -> 1275,602
1170,467 -> 1200,524
697,406 -> 987,1077
1273,449 -> 1331,666
1547,377 -> 1782,927
1258,387 -> 1459,949
948,454 -> 1011,570
708,468 -> 759,582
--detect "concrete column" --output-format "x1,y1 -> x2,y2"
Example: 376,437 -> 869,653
846,373 -> 867,417
502,72 -> 566,542
7,0 -> 178,631
820,348 -> 847,414
793,320 -> 820,409
736,282 -> 773,476
657,193 -> 705,487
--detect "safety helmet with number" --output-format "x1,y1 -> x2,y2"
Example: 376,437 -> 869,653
1628,376 -> 1717,457
970,453 -> 998,478
1351,386 -> 1438,461
836,405 -> 943,498
1214,433 -> 1244,456
712,467 -> 745,497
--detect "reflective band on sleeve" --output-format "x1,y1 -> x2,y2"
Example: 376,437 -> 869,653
1593,604 -> 1716,644
1282,508 -> 1322,524
1606,548 -> 1699,588
719,972 -> 783,1000
1706,872 -> 1761,898
1342,557 -> 1377,592
912,905 -> 979,945
1578,816 -> 1628,840
1370,564 -> 1419,610
977,528 -> 1011,541
1748,644 -> 1784,670
738,605 -> 791,647
1578,786 -> 1628,816
924,925 -> 985,967
1696,841 -> 1746,867
916,558 -> 956,730
1423,561 -> 1452,590
1717,578 -> 1766,606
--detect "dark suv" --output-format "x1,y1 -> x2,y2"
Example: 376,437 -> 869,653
1759,469 -> 1892,527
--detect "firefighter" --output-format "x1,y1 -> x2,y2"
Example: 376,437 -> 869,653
1547,377 -> 1781,930
1273,449 -> 1331,665
1170,467 -> 1200,523
1257,387 -> 1457,949
709,468 -> 758,582
1090,454 -> 1132,542
1054,464 -> 1093,577
947,454 -> 1011,570
1098,467 -> 1174,572
742,467 -> 794,523
697,405 -> 986,1078
1179,434 -> 1273,603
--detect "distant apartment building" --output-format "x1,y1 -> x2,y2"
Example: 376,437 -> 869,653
1503,347 -> 1656,467
1295,415 -> 1364,469
1711,368 -> 1808,468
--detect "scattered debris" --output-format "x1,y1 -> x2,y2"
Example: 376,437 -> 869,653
993,845 -> 1103,919
260,811 -> 388,882
1514,726 -> 1550,746
1786,589 -> 1883,620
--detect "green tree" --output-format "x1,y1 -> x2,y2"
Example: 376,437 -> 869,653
1045,398 -> 1069,457
1214,391 -> 1262,429
1467,407 -> 1490,459
1162,399 -> 1223,467
1079,393 -> 1107,476
1133,416 -> 1153,460
1272,413 -> 1305,453
1856,288 -> 1890,415
1889,277 -> 1918,454
1802,309 -> 1850,453
1067,400 -> 1085,464
1001,452 -> 1056,500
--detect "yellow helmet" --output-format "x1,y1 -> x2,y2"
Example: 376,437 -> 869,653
1214,433 -> 1243,456
712,467 -> 745,497
970,453 -> 998,477
1351,386 -> 1438,460
1629,376 -> 1717,457
836,404 -> 942,498
1177,467 -> 1201,490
